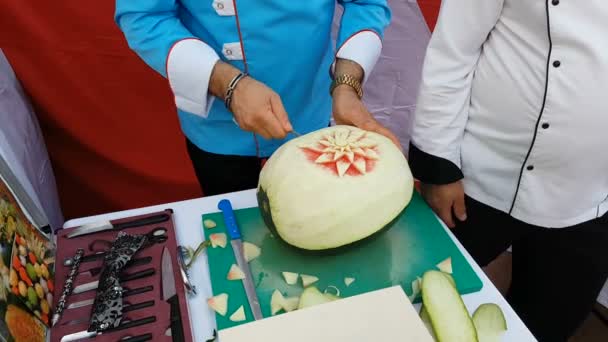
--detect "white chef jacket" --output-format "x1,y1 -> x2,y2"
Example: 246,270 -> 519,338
409,0 -> 608,228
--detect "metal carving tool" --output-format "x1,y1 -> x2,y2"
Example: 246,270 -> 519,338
67,285 -> 153,310
64,228 -> 167,267
176,246 -> 197,295
66,212 -> 170,238
73,268 -> 155,295
52,248 -> 84,327
60,316 -> 157,342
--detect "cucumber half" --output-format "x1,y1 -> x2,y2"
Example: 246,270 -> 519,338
422,270 -> 478,342
419,305 -> 438,340
472,303 -> 507,342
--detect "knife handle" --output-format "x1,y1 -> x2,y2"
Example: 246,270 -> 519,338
122,268 -> 155,282
119,333 -> 153,342
124,285 -> 154,297
118,213 -> 169,230
168,294 -> 185,342
90,256 -> 153,277
114,316 -> 157,332
124,300 -> 155,313
218,199 -> 241,239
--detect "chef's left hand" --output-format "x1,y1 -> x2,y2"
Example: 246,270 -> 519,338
332,85 -> 402,150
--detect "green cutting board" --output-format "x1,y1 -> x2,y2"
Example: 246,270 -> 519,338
202,191 -> 483,330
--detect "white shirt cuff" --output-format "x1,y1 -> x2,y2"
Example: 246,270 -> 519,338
335,30 -> 383,84
166,38 -> 220,117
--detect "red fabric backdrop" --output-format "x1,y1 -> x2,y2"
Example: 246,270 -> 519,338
0,1 -> 441,220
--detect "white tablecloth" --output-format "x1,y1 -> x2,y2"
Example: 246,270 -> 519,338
64,189 -> 538,341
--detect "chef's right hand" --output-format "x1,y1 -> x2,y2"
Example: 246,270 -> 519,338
420,181 -> 467,228
209,61 -> 293,140
230,76 -> 293,140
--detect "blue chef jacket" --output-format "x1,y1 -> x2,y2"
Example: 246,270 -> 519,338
115,0 -> 391,157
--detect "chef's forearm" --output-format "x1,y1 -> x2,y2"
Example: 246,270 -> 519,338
334,58 -> 364,82
209,61 -> 242,99
332,58 -> 365,96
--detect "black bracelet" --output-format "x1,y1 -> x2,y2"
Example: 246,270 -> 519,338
224,72 -> 249,111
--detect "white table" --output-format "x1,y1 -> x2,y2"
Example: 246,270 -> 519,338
64,189 -> 537,341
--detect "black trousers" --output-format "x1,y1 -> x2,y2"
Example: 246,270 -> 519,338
186,138 -> 265,196
453,196 -> 608,342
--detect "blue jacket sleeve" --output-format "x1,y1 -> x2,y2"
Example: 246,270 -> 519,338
335,0 -> 391,83
115,0 -> 220,116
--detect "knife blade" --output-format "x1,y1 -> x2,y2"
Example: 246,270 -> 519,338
73,268 -> 155,294
68,285 -> 154,310
162,247 -> 185,342
66,212 -> 170,238
218,199 -> 263,320
60,316 -> 156,342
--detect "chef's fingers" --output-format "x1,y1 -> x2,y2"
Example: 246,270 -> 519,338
261,108 -> 287,139
437,204 -> 456,229
453,194 -> 467,222
269,93 -> 293,134
256,126 -> 272,140
375,126 -> 402,152
359,119 -> 402,151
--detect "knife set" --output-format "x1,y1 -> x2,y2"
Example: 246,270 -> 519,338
48,209 -> 194,342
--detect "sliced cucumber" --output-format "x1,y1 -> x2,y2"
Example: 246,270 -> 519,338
472,303 -> 507,342
422,270 -> 478,342
297,286 -> 338,310
443,272 -> 456,287
419,305 -> 438,340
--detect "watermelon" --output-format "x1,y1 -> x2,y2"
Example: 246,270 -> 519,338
257,125 -> 413,251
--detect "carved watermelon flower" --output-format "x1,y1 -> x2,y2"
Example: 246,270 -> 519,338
299,128 -> 380,177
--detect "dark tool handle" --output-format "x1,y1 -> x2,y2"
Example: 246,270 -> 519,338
124,285 -> 154,297
168,294 -> 185,342
65,251 -> 105,266
90,256 -> 153,277
113,316 -> 157,332
116,213 -> 169,230
122,268 -> 155,282
113,316 -> 156,331
124,300 -> 155,313
119,333 -> 153,342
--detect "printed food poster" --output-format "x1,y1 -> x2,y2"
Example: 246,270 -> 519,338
0,178 -> 52,341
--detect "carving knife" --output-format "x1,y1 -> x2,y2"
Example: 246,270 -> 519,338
72,268 -> 155,294
161,247 -> 185,342
60,316 -> 156,342
67,285 -> 154,310
66,212 -> 170,238
218,199 -> 263,320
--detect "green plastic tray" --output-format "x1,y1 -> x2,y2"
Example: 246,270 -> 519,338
203,191 -> 483,330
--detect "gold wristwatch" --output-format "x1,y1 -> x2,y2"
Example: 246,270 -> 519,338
330,74 -> 363,99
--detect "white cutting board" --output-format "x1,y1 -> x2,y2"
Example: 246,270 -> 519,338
218,286 -> 434,342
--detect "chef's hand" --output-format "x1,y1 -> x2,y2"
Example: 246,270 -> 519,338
420,181 -> 467,228
209,61 -> 293,140
332,85 -> 401,149
331,58 -> 401,150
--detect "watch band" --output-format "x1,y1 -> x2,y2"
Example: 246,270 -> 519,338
330,74 -> 363,99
